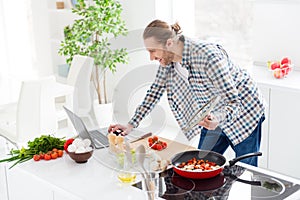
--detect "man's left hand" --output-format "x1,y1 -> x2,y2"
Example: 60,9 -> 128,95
198,114 -> 219,130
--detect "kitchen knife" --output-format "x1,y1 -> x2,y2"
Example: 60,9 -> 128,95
128,132 -> 152,143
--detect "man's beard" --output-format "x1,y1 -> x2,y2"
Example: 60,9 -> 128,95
161,50 -> 174,66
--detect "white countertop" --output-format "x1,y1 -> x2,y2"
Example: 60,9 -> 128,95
251,65 -> 300,91
8,151 -> 150,200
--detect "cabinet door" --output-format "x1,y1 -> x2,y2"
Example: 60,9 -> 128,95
0,164 -> 8,200
7,167 -> 53,200
257,84 -> 270,169
0,139 -> 8,200
268,88 -> 300,179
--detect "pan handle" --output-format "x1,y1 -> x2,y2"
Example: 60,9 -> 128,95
228,174 -> 262,186
228,152 -> 262,167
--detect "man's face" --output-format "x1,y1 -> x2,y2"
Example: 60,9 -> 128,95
144,37 -> 174,66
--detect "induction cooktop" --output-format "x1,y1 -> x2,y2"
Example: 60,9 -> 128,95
132,165 -> 300,200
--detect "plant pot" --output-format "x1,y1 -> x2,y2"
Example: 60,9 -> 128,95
93,101 -> 113,128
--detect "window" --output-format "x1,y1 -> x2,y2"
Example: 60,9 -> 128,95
0,0 -> 37,105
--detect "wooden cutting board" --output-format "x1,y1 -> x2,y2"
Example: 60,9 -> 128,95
130,136 -> 196,162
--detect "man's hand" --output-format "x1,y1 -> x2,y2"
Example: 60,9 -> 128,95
108,123 -> 134,136
198,114 -> 219,130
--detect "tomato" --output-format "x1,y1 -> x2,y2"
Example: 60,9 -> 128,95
148,141 -> 153,147
33,155 -> 41,161
51,152 -> 58,159
64,138 -> 75,153
270,62 -> 280,70
281,57 -> 291,65
148,137 -> 153,143
39,153 -> 45,159
148,135 -> 167,150
156,144 -> 163,151
44,154 -> 51,160
152,144 -> 158,150
152,136 -> 159,142
52,148 -> 58,152
57,150 -> 63,157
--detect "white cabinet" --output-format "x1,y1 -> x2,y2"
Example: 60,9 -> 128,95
257,84 -> 270,169
0,139 -> 8,200
257,83 -> 300,179
252,65 -> 300,178
7,167 -> 53,200
268,88 -> 300,179
6,165 -> 81,200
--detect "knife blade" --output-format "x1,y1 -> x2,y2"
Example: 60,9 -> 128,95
128,132 -> 152,143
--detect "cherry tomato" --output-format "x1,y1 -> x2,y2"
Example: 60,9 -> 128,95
33,155 -> 40,161
44,154 -> 51,160
152,136 -> 158,142
52,148 -> 58,152
57,150 -> 63,157
148,137 -> 153,143
156,144 -> 163,151
39,153 -> 45,159
51,152 -> 58,159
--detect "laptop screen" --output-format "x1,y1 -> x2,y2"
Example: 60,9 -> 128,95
63,106 -> 92,140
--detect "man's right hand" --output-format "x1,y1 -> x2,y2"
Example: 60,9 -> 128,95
108,123 -> 134,136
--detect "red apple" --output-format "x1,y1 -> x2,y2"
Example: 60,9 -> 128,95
281,64 -> 290,75
281,57 -> 291,65
270,62 -> 280,70
273,69 -> 284,79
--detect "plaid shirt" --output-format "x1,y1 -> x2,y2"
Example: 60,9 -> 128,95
129,36 -> 265,145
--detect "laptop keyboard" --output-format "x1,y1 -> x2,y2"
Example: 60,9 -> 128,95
89,129 -> 109,148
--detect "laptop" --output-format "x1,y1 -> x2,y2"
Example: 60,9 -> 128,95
63,106 -> 149,149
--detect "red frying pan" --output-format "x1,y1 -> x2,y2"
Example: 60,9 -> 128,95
171,149 -> 262,179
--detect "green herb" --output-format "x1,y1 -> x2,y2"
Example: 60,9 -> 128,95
0,135 -> 66,169
263,181 -> 282,192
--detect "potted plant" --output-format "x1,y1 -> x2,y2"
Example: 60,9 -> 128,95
58,0 -> 128,105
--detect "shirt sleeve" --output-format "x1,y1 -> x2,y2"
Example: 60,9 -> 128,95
205,46 -> 242,125
128,65 -> 167,128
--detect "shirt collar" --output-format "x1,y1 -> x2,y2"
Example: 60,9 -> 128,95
181,36 -> 192,66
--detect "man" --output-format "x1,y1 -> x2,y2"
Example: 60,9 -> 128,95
109,19 -> 265,166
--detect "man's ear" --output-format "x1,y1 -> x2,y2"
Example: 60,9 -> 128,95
166,38 -> 173,48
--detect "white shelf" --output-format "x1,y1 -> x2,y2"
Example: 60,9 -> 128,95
47,0 -> 77,78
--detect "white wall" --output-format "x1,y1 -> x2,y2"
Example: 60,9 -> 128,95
252,0 -> 300,68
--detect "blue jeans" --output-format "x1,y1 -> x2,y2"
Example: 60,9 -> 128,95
198,115 -> 265,167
